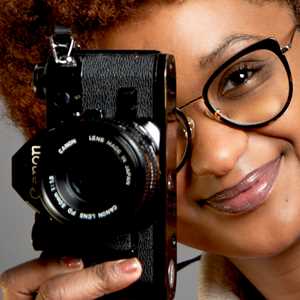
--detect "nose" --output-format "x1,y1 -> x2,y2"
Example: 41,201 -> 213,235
190,115 -> 248,177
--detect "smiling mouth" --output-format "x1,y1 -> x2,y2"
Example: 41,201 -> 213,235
197,156 -> 282,214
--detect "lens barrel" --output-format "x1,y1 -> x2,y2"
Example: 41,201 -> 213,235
40,120 -> 159,227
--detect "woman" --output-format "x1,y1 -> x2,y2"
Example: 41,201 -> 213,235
1,0 -> 300,299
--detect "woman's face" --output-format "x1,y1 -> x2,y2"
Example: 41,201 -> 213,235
95,0 -> 300,258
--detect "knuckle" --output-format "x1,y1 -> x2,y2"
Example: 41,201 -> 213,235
93,263 -> 119,293
38,282 -> 66,300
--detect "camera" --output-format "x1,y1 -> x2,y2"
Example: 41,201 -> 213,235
12,27 -> 178,299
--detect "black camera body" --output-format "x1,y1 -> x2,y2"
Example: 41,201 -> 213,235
12,28 -> 177,299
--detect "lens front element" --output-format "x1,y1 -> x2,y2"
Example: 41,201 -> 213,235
64,141 -> 127,209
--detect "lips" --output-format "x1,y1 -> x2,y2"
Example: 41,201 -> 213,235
198,156 -> 282,214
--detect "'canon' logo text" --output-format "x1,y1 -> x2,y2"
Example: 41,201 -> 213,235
32,145 -> 41,185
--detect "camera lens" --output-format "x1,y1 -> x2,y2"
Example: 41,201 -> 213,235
40,121 -> 159,225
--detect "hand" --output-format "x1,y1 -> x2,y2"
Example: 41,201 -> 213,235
0,257 -> 142,300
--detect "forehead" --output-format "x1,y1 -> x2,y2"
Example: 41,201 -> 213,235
98,0 -> 293,53
95,0 -> 294,103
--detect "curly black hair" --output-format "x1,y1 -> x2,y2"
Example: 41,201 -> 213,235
0,0 -> 299,138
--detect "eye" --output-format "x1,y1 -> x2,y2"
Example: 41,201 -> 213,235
220,64 -> 262,96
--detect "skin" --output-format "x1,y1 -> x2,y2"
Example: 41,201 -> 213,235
2,0 -> 300,299
0,257 -> 142,299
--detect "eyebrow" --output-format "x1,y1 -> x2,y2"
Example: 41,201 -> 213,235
199,33 -> 263,68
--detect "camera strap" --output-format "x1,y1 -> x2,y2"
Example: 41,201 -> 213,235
50,25 -> 77,65
177,254 -> 202,271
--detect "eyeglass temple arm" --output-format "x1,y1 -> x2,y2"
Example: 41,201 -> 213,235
281,24 -> 300,53
177,96 -> 203,110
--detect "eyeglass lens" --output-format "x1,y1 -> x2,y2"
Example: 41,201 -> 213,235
206,48 -> 289,126
166,109 -> 191,171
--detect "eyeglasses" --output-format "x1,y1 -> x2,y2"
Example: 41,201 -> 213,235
175,25 -> 299,171
177,25 -> 299,129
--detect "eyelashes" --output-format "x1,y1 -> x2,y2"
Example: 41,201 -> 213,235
218,62 -> 265,98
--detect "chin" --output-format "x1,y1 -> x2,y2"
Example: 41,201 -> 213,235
178,225 -> 300,260
224,233 -> 300,259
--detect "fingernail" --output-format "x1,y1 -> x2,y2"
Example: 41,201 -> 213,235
115,258 -> 141,274
60,257 -> 83,268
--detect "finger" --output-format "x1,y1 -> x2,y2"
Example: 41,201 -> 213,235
0,257 -> 83,299
36,258 -> 142,300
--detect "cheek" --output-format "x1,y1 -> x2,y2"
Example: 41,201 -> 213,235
262,152 -> 300,254
266,40 -> 300,159
176,166 -> 190,219
255,93 -> 300,163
